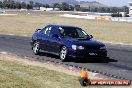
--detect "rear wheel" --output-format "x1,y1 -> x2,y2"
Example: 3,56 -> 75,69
60,46 -> 68,62
33,41 -> 40,55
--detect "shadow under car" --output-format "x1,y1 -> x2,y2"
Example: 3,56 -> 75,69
36,52 -> 118,63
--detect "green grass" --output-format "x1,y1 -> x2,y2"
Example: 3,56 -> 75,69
0,13 -> 132,44
0,56 -> 131,88
0,59 -> 105,88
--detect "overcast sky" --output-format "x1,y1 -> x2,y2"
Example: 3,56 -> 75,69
77,0 -> 132,7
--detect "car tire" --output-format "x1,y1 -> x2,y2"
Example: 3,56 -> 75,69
60,46 -> 68,62
33,41 -> 40,55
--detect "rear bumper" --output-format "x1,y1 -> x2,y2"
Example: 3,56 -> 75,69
67,49 -> 107,59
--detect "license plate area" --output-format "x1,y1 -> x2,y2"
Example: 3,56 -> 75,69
89,53 -> 97,56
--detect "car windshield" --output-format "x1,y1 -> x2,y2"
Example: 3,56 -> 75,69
59,26 -> 89,39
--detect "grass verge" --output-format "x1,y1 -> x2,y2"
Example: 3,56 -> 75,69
0,54 -> 131,88
0,54 -> 104,88
0,57 -> 82,88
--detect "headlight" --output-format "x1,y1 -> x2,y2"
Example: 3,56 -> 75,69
72,45 -> 84,50
72,45 -> 77,50
78,46 -> 84,50
100,46 -> 106,49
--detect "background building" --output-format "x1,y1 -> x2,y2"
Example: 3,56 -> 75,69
128,2 -> 132,16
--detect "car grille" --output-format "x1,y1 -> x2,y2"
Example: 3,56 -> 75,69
76,50 -> 107,57
84,46 -> 100,50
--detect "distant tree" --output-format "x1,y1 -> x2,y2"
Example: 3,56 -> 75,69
45,4 -> 49,8
3,0 -> 15,9
93,7 -> 98,12
16,2 -> 21,9
0,1 -> 3,8
69,5 -> 74,11
29,1 -> 34,6
29,1 -> 34,9
80,7 -> 89,12
21,2 -> 27,9
75,4 -> 80,11
34,2 -> 42,7
53,3 -> 60,10
111,7 -> 118,13
53,3 -> 59,8
100,7 -> 106,13
61,2 -> 69,11
122,6 -> 129,14
90,7 -> 96,12
34,2 -> 39,7
106,8 -> 111,13
27,4 -> 32,9
9,1 -> 15,9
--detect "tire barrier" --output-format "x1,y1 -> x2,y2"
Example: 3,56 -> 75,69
95,17 -> 112,21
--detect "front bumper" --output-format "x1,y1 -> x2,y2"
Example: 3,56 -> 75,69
67,49 -> 107,59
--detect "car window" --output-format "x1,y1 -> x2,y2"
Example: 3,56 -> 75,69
40,26 -> 48,33
59,27 -> 89,39
45,27 -> 52,36
76,28 -> 88,38
49,26 -> 61,37
60,27 -> 78,38
41,26 -> 52,36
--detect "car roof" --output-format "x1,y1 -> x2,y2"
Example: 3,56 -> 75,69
48,24 -> 78,28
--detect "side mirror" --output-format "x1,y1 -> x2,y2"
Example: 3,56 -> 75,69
90,35 -> 93,39
35,29 -> 41,32
52,34 -> 59,38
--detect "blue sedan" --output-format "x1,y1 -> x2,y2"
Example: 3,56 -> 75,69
31,24 -> 107,61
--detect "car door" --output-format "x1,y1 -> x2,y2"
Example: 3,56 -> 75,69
47,26 -> 62,54
38,26 -> 52,52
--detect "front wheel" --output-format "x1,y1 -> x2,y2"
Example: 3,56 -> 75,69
60,46 -> 68,62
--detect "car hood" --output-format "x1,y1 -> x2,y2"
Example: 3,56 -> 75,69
63,38 -> 105,47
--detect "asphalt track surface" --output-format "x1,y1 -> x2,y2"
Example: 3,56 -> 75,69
0,34 -> 132,80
